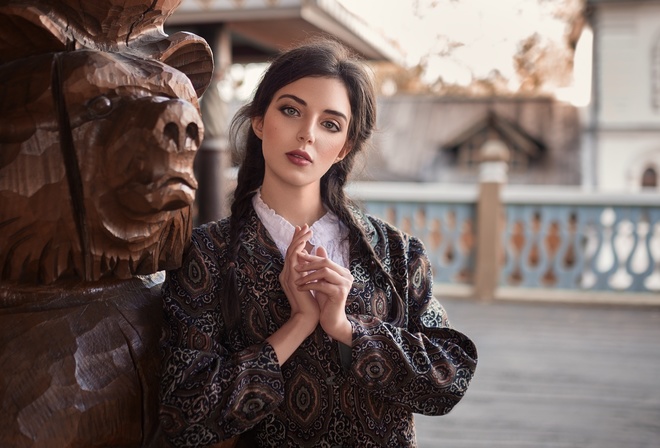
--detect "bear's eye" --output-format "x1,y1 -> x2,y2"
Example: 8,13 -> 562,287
87,95 -> 113,117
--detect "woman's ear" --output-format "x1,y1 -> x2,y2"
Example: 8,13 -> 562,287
251,117 -> 264,140
336,141 -> 353,162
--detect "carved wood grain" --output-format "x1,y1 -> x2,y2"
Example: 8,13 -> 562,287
0,0 -> 213,445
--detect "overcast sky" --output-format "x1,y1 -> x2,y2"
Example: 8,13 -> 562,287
338,0 -> 582,90
223,0 -> 590,105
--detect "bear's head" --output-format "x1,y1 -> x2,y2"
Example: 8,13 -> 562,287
0,0 -> 213,283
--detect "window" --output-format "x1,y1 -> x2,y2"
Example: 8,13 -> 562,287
641,166 -> 658,188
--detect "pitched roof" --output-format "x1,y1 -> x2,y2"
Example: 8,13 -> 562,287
442,111 -> 545,159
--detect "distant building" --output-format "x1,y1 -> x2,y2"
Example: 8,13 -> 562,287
355,96 -> 581,186
585,0 -> 660,191
358,0 -> 660,191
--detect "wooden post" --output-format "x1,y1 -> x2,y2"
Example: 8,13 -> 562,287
474,139 -> 509,300
196,25 -> 232,224
0,1 -> 213,445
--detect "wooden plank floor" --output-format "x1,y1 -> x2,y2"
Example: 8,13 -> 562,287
415,298 -> 660,448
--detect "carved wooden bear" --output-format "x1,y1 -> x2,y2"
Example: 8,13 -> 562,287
0,1 -> 213,446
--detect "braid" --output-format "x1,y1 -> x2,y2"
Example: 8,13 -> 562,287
221,192 -> 253,339
221,118 -> 264,338
322,161 -> 406,327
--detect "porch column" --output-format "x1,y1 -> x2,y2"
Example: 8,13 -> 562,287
474,139 -> 509,300
195,25 -> 232,224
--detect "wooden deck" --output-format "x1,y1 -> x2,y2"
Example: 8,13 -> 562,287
415,297 -> 660,448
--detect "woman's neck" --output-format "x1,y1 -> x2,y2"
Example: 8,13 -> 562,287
259,183 -> 326,227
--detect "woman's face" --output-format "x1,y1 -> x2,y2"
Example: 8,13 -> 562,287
252,76 -> 352,194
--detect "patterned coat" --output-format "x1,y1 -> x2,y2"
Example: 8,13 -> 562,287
159,206 -> 477,447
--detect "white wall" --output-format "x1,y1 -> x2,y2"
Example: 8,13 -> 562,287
596,2 -> 660,125
593,1 -> 660,191
598,133 -> 660,191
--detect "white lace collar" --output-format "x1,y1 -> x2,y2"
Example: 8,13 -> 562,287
252,190 -> 350,268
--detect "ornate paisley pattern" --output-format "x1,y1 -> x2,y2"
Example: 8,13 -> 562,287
160,206 -> 477,447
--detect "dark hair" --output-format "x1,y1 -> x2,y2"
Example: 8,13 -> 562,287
222,38 -> 404,337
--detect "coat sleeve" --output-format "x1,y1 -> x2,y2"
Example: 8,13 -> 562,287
347,233 -> 478,416
159,227 -> 284,447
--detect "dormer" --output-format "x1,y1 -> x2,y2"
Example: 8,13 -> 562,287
441,111 -> 545,173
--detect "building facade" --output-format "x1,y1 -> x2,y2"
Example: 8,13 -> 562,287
354,96 -> 582,186
587,0 -> 660,191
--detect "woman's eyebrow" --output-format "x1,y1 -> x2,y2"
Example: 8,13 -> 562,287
277,93 -> 348,122
277,93 -> 306,106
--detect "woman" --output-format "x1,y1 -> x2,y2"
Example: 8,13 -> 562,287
159,38 -> 477,447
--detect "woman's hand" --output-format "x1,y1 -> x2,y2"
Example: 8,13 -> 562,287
295,246 -> 353,345
267,225 -> 320,365
279,224 -> 320,332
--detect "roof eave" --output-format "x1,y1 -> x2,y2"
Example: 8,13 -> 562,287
166,0 -> 404,64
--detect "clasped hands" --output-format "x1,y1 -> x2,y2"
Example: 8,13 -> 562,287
279,224 -> 353,345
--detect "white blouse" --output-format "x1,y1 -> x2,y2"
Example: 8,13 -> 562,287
252,191 -> 350,268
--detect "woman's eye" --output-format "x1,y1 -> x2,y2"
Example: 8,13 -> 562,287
87,95 -> 113,117
322,121 -> 340,132
281,106 -> 298,117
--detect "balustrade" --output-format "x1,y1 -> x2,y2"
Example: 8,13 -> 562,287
348,182 -> 660,302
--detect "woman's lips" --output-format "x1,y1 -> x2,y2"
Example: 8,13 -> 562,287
286,150 -> 312,166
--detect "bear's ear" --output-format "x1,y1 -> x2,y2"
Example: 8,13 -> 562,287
0,5 -> 67,63
144,32 -> 214,98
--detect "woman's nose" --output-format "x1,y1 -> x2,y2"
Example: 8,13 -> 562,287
297,122 -> 315,143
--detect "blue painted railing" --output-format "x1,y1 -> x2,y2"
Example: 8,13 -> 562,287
348,183 -> 477,288
348,182 -> 660,297
500,190 -> 660,293
361,201 -> 476,285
